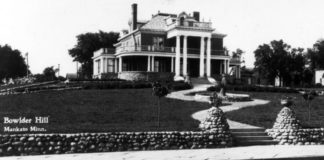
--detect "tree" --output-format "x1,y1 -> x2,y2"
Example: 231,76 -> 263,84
305,39 -> 324,84
152,82 -> 169,128
0,44 -> 29,81
68,31 -> 119,78
254,40 -> 305,86
232,48 -> 244,58
309,39 -> 324,69
33,66 -> 57,82
43,66 -> 56,81
301,90 -> 318,121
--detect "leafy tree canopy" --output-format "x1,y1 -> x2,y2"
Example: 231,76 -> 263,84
232,48 -> 244,58
68,31 -> 119,78
254,40 -> 305,86
306,39 -> 324,70
0,44 -> 28,80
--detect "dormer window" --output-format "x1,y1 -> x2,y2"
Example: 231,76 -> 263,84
180,17 -> 185,26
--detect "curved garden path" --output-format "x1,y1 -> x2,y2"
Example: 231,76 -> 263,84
166,84 -> 270,129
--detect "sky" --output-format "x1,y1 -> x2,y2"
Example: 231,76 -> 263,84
1,0 -> 324,75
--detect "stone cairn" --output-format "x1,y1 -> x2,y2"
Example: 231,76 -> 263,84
271,107 -> 301,130
199,106 -> 230,132
269,97 -> 301,131
199,92 -> 232,145
266,97 -> 324,145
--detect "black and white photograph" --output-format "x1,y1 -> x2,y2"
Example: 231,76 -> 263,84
0,0 -> 324,159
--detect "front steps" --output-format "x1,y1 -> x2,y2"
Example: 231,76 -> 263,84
231,128 -> 278,146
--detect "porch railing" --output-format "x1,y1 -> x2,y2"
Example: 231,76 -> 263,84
116,45 -> 175,53
116,45 -> 227,56
167,20 -> 212,30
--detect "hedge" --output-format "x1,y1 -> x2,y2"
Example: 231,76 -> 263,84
167,81 -> 192,91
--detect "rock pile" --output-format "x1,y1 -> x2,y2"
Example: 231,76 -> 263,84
266,107 -> 324,145
198,107 -> 232,146
199,107 -> 230,132
271,107 -> 301,130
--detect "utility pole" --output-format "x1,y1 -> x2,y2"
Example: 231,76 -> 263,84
25,53 -> 29,78
58,64 -> 60,77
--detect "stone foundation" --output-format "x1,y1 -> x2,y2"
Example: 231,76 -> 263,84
118,71 -> 174,81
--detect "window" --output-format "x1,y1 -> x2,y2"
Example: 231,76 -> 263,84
180,17 -> 185,26
154,60 -> 159,72
153,37 -> 164,51
107,59 -> 114,72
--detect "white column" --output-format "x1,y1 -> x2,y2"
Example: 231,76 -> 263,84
238,66 -> 241,78
103,58 -> 106,73
171,57 -> 174,72
119,57 -> 122,72
101,58 -> 104,74
175,35 -> 181,76
183,36 -> 188,76
199,37 -> 205,77
206,37 -> 211,77
151,56 -> 155,72
147,56 -> 151,72
105,58 -> 107,73
226,60 -> 230,74
93,60 -> 97,75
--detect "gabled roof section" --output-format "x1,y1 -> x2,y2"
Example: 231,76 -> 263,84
140,15 -> 168,32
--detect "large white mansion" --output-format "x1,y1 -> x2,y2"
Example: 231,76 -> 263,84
93,4 -> 241,81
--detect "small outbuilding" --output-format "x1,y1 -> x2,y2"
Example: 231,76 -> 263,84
315,70 -> 324,86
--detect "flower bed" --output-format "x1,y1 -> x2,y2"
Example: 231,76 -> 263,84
207,85 -> 298,93
194,92 -> 251,102
0,131 -> 232,156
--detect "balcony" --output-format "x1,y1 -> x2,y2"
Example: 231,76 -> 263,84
167,20 -> 213,31
93,48 -> 116,58
116,45 -> 227,56
116,45 -> 176,54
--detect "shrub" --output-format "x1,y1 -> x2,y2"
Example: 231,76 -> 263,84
206,86 -> 221,92
315,83 -> 322,88
168,82 -> 192,91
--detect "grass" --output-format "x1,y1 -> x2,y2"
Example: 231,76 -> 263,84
226,91 -> 324,128
0,89 -> 208,133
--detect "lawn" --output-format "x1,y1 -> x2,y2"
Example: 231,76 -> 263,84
0,89 -> 208,133
226,91 -> 324,128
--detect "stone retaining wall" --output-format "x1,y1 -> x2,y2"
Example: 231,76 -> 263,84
0,131 -> 232,156
266,106 -> 324,145
266,128 -> 324,145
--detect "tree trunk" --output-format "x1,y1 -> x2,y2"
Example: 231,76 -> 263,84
157,97 -> 160,128
308,102 -> 311,122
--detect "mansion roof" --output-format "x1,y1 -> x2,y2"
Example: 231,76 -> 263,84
140,15 -> 168,32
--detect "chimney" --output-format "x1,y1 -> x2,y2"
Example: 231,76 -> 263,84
131,3 -> 137,31
193,11 -> 200,21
